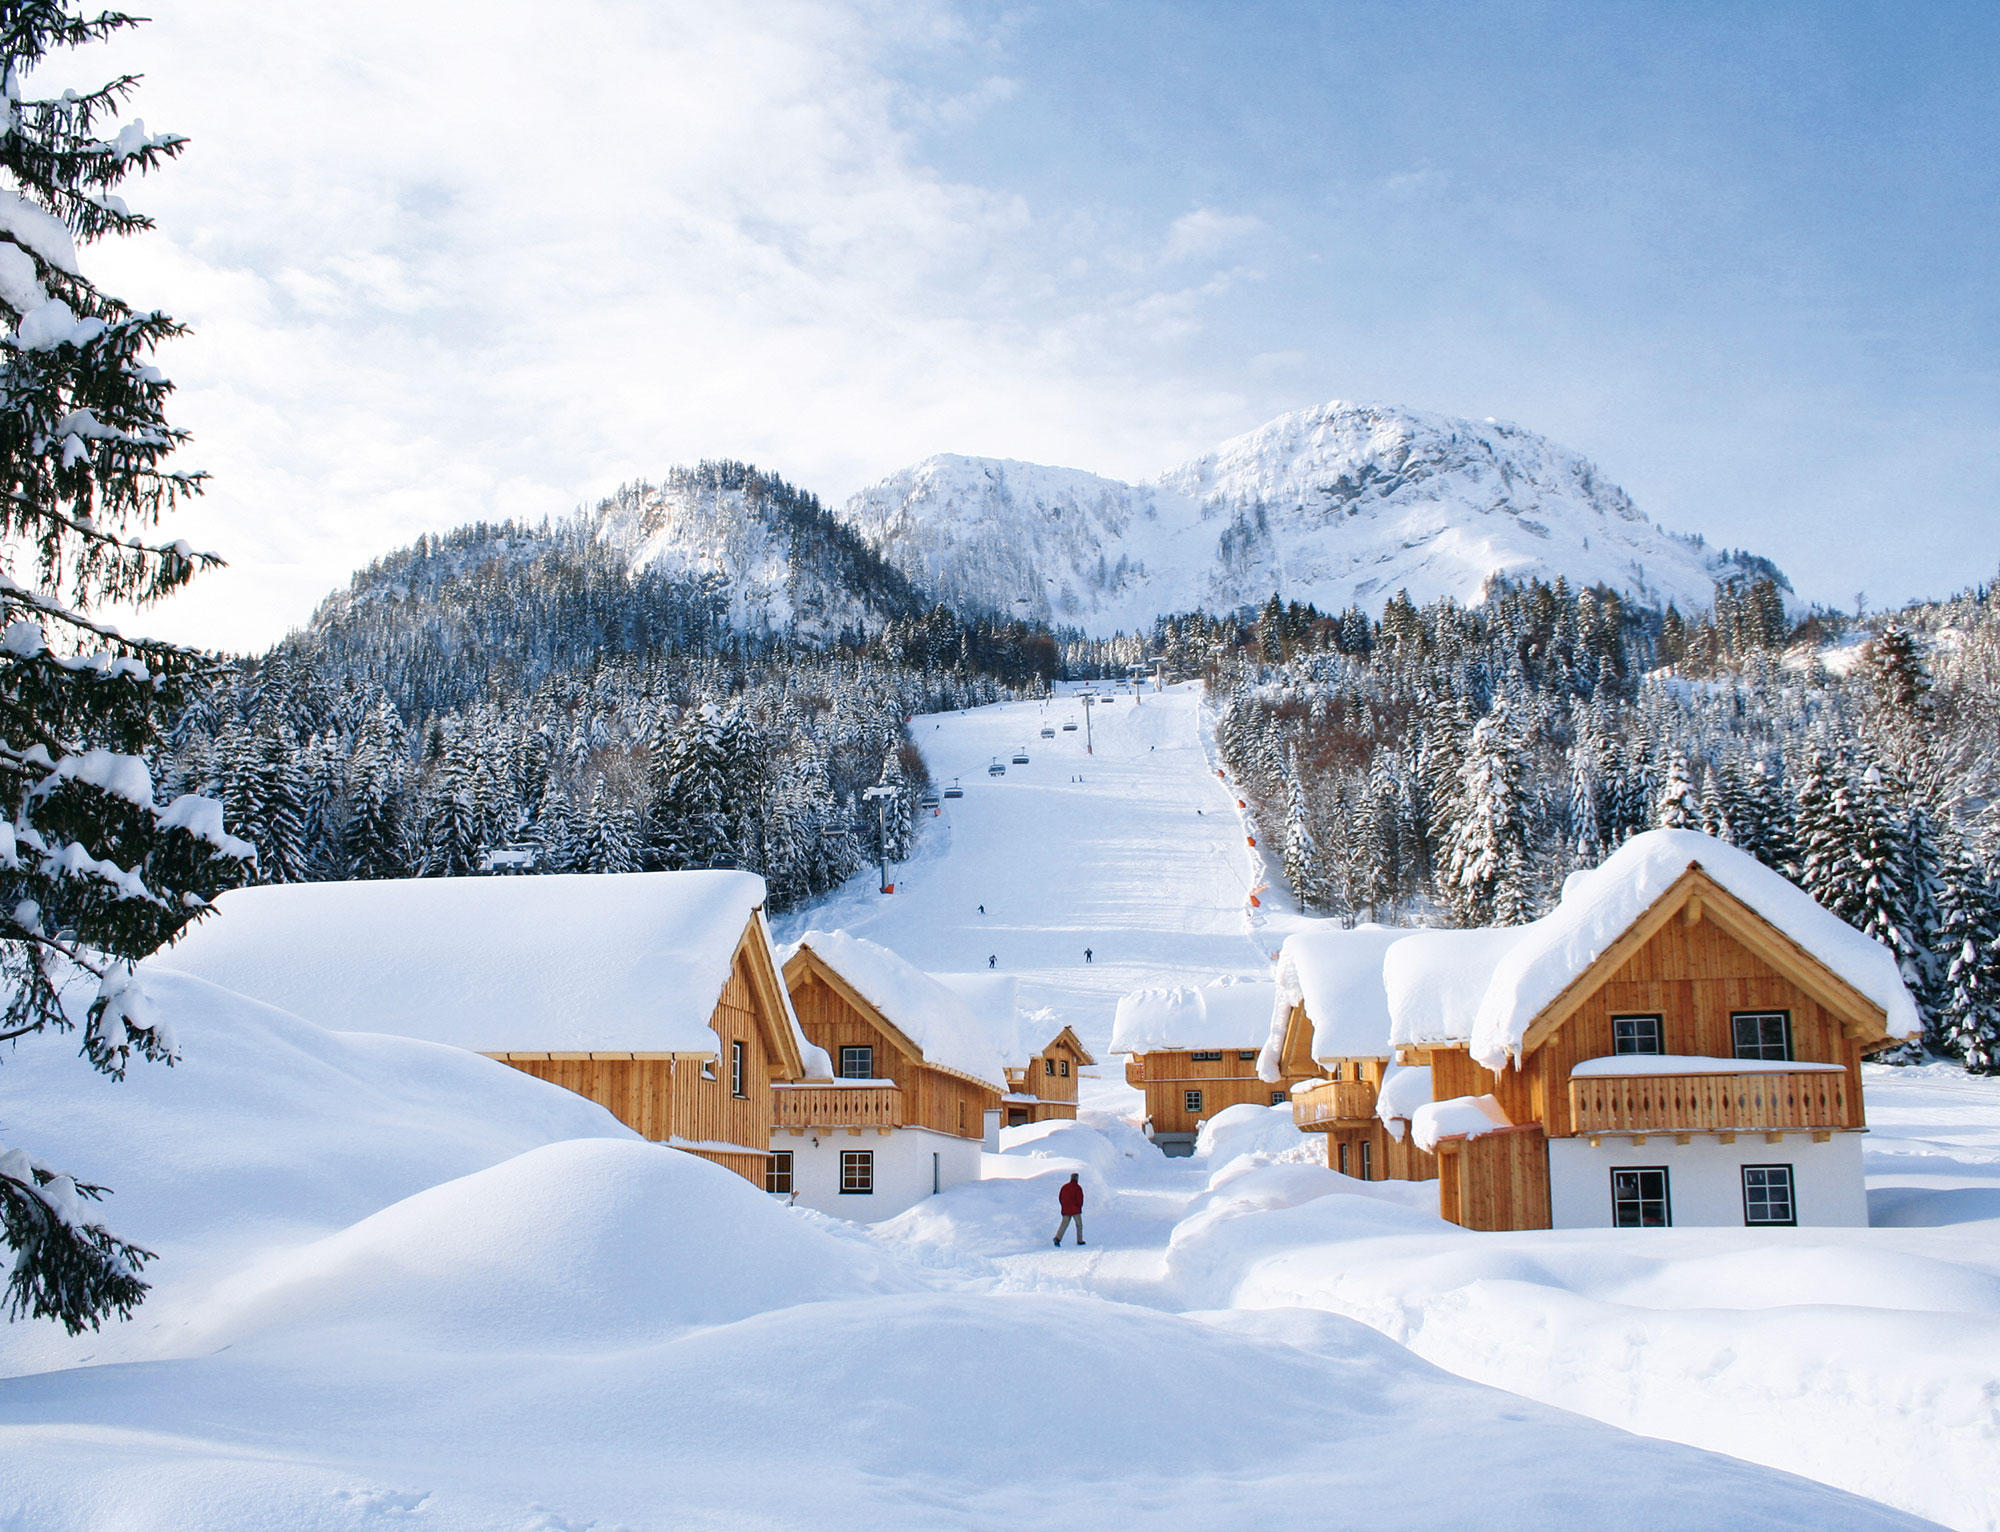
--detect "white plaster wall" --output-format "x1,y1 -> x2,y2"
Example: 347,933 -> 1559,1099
772,1127 -> 985,1222
1548,1132 -> 1868,1229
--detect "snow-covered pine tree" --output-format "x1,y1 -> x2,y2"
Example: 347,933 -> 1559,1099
0,3 -> 254,1334
646,702 -> 735,870
1280,763 -> 1327,912
875,745 -> 915,862
1934,844 -> 2000,1072
1440,697 -> 1535,926
416,731 -> 482,877
571,779 -> 641,873
250,725 -> 310,883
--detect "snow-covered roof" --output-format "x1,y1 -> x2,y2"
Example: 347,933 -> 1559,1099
1264,924 -> 1408,1071
1386,829 -> 1921,1069
1111,976 -> 1277,1053
784,931 -> 1009,1090
151,870 -> 800,1059
931,971 -> 1027,1068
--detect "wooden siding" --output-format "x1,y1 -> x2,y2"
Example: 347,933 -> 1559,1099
1569,1069 -> 1850,1137
1437,1124 -> 1550,1231
490,927 -> 786,1186
787,970 -> 999,1140
1129,1047 -> 1310,1136
1291,1078 -> 1379,1130
1023,1032 -> 1089,1109
773,1083 -> 903,1130
1322,1120 -> 1436,1182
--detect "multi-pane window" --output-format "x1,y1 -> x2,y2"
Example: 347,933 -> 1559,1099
1060,1060 -> 1070,1077
1044,1057 -> 1056,1076
1732,1012 -> 1793,1062
1611,1167 -> 1671,1227
1238,1051 -> 1258,1062
1184,1089 -> 1204,1114
1360,1141 -> 1374,1180
1190,1051 -> 1222,1063
1742,1165 -> 1796,1226
730,1039 -> 746,1097
839,1045 -> 874,1079
1612,1015 -> 1664,1055
1270,1090 -> 1286,1105
839,1150 -> 874,1194
765,1150 -> 793,1196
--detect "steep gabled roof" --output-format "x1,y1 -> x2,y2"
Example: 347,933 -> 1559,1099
783,932 -> 1009,1091
1110,976 -> 1277,1053
1260,923 -> 1408,1080
152,871 -> 816,1073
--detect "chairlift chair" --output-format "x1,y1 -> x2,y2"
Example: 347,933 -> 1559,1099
988,758 -> 1006,776
1011,749 -> 1030,764
943,779 -> 964,799
1040,726 -> 1055,739
1062,721 -> 1078,731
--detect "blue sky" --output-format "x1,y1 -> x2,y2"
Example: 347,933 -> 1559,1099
79,0 -> 1999,647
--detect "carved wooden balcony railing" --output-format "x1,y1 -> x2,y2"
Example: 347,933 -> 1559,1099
772,1083 -> 904,1130
1290,1078 -> 1379,1132
1567,1069 -> 1849,1137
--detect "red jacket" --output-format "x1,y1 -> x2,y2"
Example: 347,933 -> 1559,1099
1059,1180 -> 1085,1215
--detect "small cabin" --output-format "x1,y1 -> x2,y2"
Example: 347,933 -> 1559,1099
1260,925 -> 1437,1184
1111,977 -> 1310,1155
936,972 -> 1095,1127
1385,830 -> 1919,1231
150,870 -> 819,1184
779,931 -> 1007,1220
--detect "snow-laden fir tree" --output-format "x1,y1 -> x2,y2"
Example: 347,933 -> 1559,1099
571,778 -> 641,874
1280,762 -> 1327,912
875,745 -> 915,863
1440,697 -> 1536,926
646,702 -> 735,870
1933,844 -> 2000,1073
0,3 -> 253,1334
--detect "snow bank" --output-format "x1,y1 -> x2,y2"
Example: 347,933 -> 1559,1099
153,870 -> 787,1057
1469,830 -> 1919,1068
1262,923 -> 1407,1078
1194,1101 -> 1313,1165
1410,1093 -> 1512,1153
185,1137 -> 912,1351
788,930 -> 1009,1088
1112,974 -> 1277,1052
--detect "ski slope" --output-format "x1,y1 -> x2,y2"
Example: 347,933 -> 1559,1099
777,682 -> 1278,1106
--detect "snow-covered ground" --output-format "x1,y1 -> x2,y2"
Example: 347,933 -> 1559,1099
1,686 -> 1994,1529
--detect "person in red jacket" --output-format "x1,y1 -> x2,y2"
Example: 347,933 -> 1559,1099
1053,1173 -> 1086,1247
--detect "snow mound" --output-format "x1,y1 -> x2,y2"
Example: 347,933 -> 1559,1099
1111,974 -> 1277,1052
1194,1101 -> 1313,1165
186,1138 -> 912,1352
786,929 -> 1009,1088
155,870 -> 791,1056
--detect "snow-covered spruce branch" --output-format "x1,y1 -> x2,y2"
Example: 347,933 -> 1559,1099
0,490 -> 219,569
0,1149 -> 151,1333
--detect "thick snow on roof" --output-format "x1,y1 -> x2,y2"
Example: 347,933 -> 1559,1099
1111,975 -> 1277,1053
1410,1093 -> 1512,1153
1375,1063 -> 1434,1138
1265,924 -> 1407,1072
1468,829 -> 1921,1069
1384,927 -> 1526,1051
152,870 -> 783,1056
931,970 -> 1028,1067
788,931 -> 1008,1089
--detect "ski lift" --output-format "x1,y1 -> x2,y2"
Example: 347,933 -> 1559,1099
919,790 -> 941,808
1011,749 -> 1030,765
988,758 -> 1007,776
943,779 -> 964,799
1040,726 -> 1055,739
1061,720 -> 1078,732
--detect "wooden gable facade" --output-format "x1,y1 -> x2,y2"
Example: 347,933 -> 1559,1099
1125,1047 -> 1314,1140
1405,866 -> 1898,1231
1274,999 -> 1436,1184
1005,1025 -> 1095,1126
781,946 -> 1002,1140
490,910 -> 802,1185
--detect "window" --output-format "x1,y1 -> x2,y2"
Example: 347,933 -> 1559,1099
1184,1089 -> 1204,1114
1271,1090 -> 1286,1105
1337,1142 -> 1349,1175
1238,1051 -> 1258,1061
765,1150 -> 793,1196
1059,1060 -> 1070,1077
1360,1140 -> 1373,1181
1612,1015 -> 1664,1055
1190,1051 -> 1222,1063
1044,1057 -> 1056,1076
839,1045 -> 874,1079
729,1039 -> 746,1097
1742,1165 -> 1796,1226
1732,1012 -> 1793,1062
1007,1108 -> 1028,1126
1330,1062 -> 1343,1081
839,1150 -> 874,1194
1611,1167 -> 1671,1227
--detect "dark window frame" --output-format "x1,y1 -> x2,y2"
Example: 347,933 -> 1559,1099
1059,1060 -> 1070,1077
1238,1050 -> 1258,1061
765,1150 -> 793,1196
1183,1088 -> 1204,1114
1360,1140 -> 1373,1181
1270,1090 -> 1286,1105
838,1044 -> 875,1080
839,1149 -> 874,1195
1190,1050 -> 1223,1063
729,1039 -> 746,1098
1741,1164 -> 1797,1226
1731,1011 -> 1794,1062
1611,1166 -> 1671,1227
1044,1057 -> 1056,1076
1612,1014 -> 1664,1055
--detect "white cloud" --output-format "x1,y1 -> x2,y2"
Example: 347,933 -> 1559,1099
68,0 -> 1251,650
1162,207 -> 1265,264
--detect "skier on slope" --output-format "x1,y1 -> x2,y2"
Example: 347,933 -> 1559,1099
1084,947 -> 1093,964
1053,1173 -> 1086,1247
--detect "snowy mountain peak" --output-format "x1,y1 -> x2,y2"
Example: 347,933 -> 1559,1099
838,399 -> 1785,634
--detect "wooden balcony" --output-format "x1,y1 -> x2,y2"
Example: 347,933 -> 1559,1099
1568,1068 -> 1850,1138
1124,1058 -> 1146,1087
772,1083 -> 903,1130
1291,1078 -> 1379,1132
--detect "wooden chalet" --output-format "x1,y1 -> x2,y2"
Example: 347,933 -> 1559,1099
1262,925 -> 1436,1184
1384,830 -> 1919,1231
152,870 -> 819,1185
1111,977 -> 1311,1154
934,971 -> 1096,1127
777,931 -> 1008,1219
